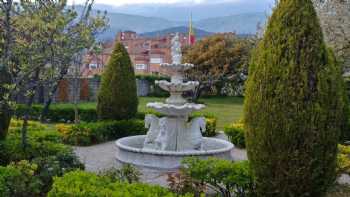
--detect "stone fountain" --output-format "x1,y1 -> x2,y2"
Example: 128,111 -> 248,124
116,33 -> 234,170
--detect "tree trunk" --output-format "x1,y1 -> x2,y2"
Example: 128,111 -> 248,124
40,67 -> 68,122
0,0 -> 14,140
0,67 -> 12,140
40,82 -> 58,122
21,69 -> 40,150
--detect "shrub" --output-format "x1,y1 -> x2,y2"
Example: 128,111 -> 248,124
99,164 -> 141,184
337,145 -> 350,176
97,42 -> 138,120
0,160 -> 42,197
203,117 -> 217,137
15,104 -> 98,122
0,121 -> 83,195
244,0 -> 347,196
57,119 -> 147,146
192,114 -> 217,137
224,121 -> 245,148
48,170 -> 191,197
167,171 -> 206,196
182,157 -> 255,197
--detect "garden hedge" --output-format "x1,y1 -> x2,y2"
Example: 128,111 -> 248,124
97,42 -> 138,120
48,170 -> 192,197
244,0 -> 347,196
56,119 -> 147,146
56,116 -> 217,146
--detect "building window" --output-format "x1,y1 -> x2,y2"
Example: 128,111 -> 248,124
89,63 -> 98,69
150,58 -> 163,64
135,64 -> 147,70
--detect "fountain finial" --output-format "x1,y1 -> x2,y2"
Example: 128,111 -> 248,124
171,33 -> 182,64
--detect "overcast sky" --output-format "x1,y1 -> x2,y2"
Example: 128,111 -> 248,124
67,0 -> 256,6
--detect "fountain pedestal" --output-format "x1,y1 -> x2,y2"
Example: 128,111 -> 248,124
115,33 -> 234,170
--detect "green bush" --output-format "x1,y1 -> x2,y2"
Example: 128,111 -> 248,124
182,157 -> 255,197
337,145 -> 350,176
15,104 -> 97,122
57,119 -> 147,146
244,0 -> 347,196
97,42 -> 138,120
48,170 -> 192,197
0,160 -> 42,197
224,122 -> 245,148
99,164 -> 141,184
0,124 -> 83,195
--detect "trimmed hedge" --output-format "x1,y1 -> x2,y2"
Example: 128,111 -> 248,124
56,115 -> 217,146
224,122 -> 245,148
48,170 -> 192,197
15,104 -> 150,123
56,119 -> 147,146
15,104 -> 98,122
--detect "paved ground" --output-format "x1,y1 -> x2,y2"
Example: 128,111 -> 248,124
73,132 -> 248,186
73,133 -> 349,186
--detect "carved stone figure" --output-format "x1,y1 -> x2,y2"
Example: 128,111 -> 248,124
183,117 -> 206,150
171,33 -> 182,64
143,114 -> 160,149
154,118 -> 171,150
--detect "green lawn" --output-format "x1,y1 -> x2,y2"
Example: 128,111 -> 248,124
52,96 -> 244,130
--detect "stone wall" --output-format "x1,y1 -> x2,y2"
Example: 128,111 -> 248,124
16,78 -> 152,104
313,0 -> 350,70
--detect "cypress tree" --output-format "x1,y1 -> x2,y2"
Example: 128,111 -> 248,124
244,0 -> 346,196
97,42 -> 138,120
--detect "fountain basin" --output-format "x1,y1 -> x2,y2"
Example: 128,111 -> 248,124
147,102 -> 205,116
115,135 -> 234,170
156,80 -> 199,92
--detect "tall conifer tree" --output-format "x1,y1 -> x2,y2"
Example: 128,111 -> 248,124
244,0 -> 346,196
97,42 -> 138,120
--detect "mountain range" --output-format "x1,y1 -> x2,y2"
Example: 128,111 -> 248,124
140,26 -> 213,38
98,11 -> 267,41
85,2 -> 271,41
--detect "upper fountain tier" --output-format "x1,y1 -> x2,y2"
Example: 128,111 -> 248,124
147,33 -> 205,116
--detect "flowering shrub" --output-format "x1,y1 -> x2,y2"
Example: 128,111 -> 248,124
337,145 -> 350,175
56,120 -> 147,146
224,121 -> 245,148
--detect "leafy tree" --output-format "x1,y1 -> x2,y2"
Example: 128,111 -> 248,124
0,0 -> 107,147
97,42 -> 138,120
183,34 -> 255,100
244,0 -> 347,196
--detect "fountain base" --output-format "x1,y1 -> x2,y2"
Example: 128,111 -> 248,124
115,135 -> 234,170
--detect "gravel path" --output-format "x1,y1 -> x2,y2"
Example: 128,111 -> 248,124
73,132 -> 248,185
73,134 -> 349,186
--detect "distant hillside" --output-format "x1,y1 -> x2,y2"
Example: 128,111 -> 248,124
98,12 -> 179,40
140,26 -> 213,38
87,7 -> 268,40
195,12 -> 268,34
92,1 -> 274,21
